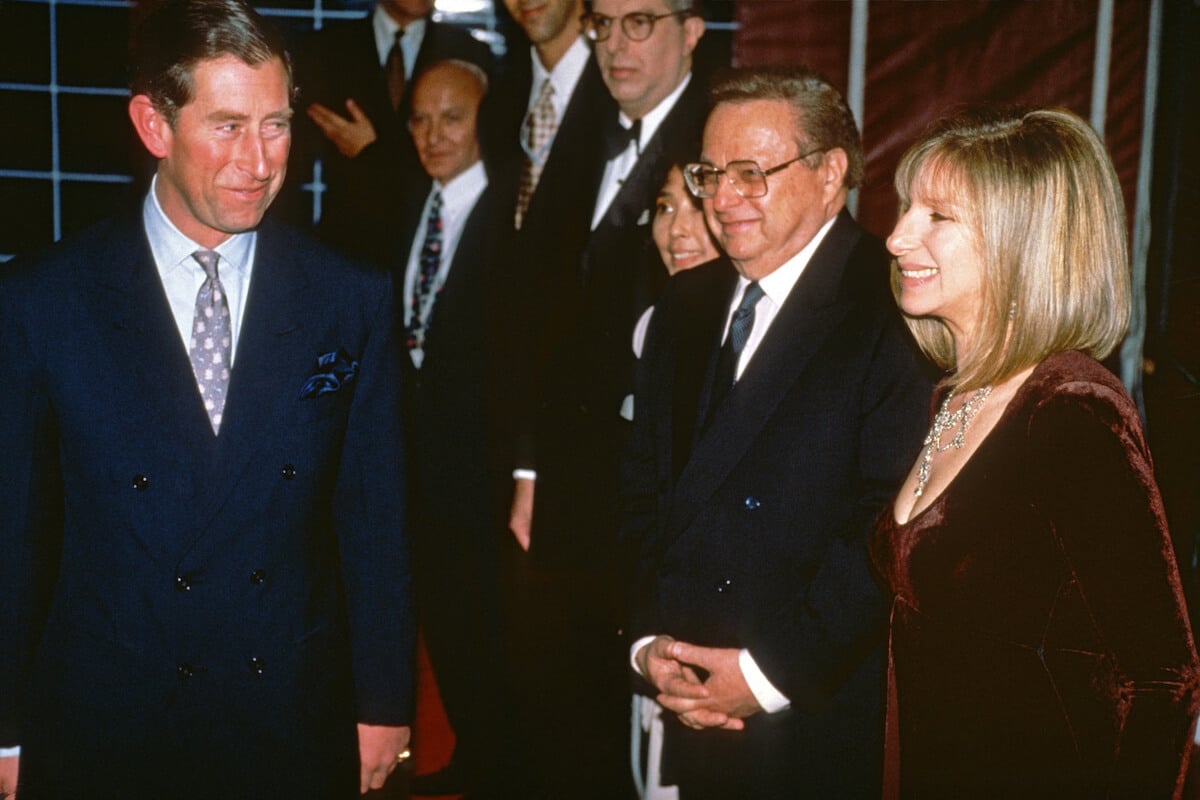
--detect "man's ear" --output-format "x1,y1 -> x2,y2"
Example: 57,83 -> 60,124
821,147 -> 849,200
128,95 -> 172,159
682,15 -> 705,57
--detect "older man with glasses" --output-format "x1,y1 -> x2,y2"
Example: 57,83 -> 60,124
621,66 -> 933,798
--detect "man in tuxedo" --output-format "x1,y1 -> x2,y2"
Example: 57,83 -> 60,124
397,59 -> 509,799
623,67 -> 932,798
0,1 -> 413,797
294,0 -> 493,266
491,3 -> 707,797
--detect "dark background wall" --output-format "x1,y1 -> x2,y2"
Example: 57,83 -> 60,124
1,0 -> 1196,614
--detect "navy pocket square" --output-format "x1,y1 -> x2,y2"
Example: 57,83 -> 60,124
299,348 -> 359,399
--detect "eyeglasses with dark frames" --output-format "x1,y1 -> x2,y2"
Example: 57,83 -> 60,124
580,10 -> 692,43
683,148 -> 827,199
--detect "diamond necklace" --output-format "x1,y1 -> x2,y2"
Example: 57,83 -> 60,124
914,386 -> 992,498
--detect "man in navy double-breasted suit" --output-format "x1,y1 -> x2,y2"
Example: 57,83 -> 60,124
0,1 -> 414,797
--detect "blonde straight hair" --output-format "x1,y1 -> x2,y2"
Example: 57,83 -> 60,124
892,107 -> 1130,391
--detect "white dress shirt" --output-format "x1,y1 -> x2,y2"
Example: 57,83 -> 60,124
631,214 -> 839,715
591,72 -> 692,230
373,7 -> 426,77
403,160 -> 488,368
143,175 -> 256,366
525,35 -> 591,156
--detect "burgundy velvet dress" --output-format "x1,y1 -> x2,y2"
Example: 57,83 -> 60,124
869,351 -> 1200,798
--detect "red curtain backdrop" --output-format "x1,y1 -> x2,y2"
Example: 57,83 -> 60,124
732,0 -> 1151,241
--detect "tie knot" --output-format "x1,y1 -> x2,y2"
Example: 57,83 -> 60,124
536,78 -> 555,104
429,190 -> 443,214
192,249 -> 220,281
737,281 -> 764,314
393,28 -> 405,48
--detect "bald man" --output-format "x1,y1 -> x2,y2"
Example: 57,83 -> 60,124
399,60 -> 512,798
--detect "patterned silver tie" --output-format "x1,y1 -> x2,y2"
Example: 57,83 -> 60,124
189,249 -> 232,433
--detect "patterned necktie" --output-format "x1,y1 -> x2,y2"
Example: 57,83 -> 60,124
706,281 -> 765,426
386,29 -> 406,111
406,190 -> 443,357
189,249 -> 232,433
515,78 -> 557,229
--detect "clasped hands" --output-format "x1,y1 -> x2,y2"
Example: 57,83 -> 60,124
636,635 -> 762,731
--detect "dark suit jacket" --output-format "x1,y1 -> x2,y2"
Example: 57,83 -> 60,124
515,74 -> 708,569
622,212 -> 933,798
0,215 -> 414,800
292,15 -> 493,266
397,176 -> 508,547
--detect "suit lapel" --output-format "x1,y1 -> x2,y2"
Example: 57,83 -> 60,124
666,214 -> 863,538
93,218 -> 221,450
203,223 -> 310,522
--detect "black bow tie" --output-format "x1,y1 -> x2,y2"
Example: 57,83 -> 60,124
603,117 -> 642,161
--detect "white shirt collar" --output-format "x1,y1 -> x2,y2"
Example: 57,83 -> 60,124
373,8 -> 427,65
433,160 -> 488,217
619,70 -> 692,151
143,174 -> 254,280
529,36 -> 591,118
742,213 -> 839,307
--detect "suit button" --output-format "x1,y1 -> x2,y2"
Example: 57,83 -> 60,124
177,663 -> 194,680
174,575 -> 191,592
716,578 -> 733,593
743,496 -> 761,510
132,474 -> 149,491
250,569 -> 267,585
248,657 -> 266,675
281,464 -> 296,480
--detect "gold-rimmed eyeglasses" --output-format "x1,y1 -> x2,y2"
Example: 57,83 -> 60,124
683,148 -> 826,199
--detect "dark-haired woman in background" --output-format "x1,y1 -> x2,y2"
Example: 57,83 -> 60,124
869,107 -> 1200,797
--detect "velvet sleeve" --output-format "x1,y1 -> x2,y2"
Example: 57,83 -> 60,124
1026,380 -> 1200,796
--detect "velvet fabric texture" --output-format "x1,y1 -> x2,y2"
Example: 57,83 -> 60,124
870,350 -> 1200,798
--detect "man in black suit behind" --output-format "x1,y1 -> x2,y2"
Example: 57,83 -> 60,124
623,67 -> 932,798
293,0 -> 493,266
0,1 -> 413,796
397,59 -> 510,799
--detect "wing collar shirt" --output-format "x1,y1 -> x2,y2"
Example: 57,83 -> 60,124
631,212 -> 839,715
591,71 -> 692,229
403,159 -> 488,368
143,174 -> 255,368
373,6 -> 426,77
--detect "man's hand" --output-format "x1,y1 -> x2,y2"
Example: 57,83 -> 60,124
637,635 -> 709,703
656,640 -> 762,731
357,723 -> 411,794
0,754 -> 17,797
306,99 -> 378,158
508,478 -> 534,551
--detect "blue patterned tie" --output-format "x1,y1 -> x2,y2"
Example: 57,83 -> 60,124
189,249 -> 232,433
705,281 -> 764,426
406,190 -> 443,359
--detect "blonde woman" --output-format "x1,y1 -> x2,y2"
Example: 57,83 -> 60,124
869,107 -> 1200,797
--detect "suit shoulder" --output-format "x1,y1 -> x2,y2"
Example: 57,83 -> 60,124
260,219 -> 393,292
425,21 -> 494,71
1,216 -> 136,292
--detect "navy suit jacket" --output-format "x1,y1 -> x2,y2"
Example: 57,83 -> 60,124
0,214 -> 414,799
622,211 -> 933,797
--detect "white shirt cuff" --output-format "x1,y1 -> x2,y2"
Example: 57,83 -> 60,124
738,649 -> 791,713
0,745 -> 19,758
513,469 -> 537,481
631,635 -> 657,674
